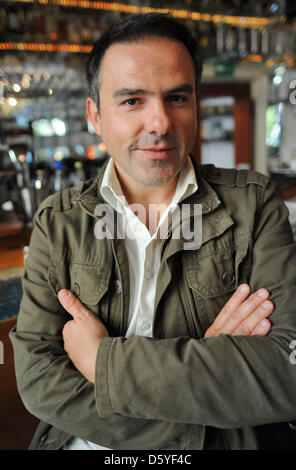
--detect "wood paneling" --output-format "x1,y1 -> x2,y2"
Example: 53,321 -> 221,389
0,225 -> 32,269
0,248 -> 24,270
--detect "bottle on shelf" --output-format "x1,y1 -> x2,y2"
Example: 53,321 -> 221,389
54,160 -> 63,193
34,168 -> 52,207
7,147 -> 36,224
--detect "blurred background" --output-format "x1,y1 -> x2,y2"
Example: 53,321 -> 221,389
1,0 -> 296,449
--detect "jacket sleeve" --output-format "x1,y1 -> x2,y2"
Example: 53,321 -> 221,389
9,202 -> 193,450
95,179 -> 296,428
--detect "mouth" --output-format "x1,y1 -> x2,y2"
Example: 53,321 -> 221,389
139,148 -> 176,160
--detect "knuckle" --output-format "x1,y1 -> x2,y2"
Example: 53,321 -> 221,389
235,323 -> 251,336
67,297 -> 80,311
240,294 -> 263,314
232,309 -> 244,322
221,304 -> 232,317
62,323 -> 68,337
62,320 -> 73,336
244,295 -> 258,308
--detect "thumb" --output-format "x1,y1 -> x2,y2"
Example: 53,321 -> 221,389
58,289 -> 88,321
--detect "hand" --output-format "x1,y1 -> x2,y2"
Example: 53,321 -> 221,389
58,289 -> 109,383
204,284 -> 274,338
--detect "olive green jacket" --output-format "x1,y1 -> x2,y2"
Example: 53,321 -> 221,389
9,158 -> 296,450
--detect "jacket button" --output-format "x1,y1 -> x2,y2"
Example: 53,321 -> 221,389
222,272 -> 235,285
72,282 -> 80,296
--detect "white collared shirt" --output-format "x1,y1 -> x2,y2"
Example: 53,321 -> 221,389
100,156 -> 198,338
64,156 -> 198,450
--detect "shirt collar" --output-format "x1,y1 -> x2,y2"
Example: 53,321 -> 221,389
100,156 -> 198,214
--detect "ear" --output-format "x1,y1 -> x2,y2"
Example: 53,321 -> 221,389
86,97 -> 101,136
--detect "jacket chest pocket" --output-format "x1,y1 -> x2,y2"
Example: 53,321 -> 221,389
48,259 -> 114,323
184,239 -> 251,331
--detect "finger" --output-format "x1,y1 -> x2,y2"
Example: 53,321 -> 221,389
211,284 -> 251,329
218,288 -> 270,335
62,320 -> 74,346
232,300 -> 274,336
58,289 -> 90,320
250,318 -> 271,336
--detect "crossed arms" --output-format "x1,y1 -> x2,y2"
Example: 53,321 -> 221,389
60,284 -> 273,384
9,178 -> 296,447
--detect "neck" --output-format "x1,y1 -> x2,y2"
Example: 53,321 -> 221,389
113,165 -> 179,231
124,179 -> 177,208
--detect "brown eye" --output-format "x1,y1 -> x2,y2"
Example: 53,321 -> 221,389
168,95 -> 187,103
124,98 -> 138,106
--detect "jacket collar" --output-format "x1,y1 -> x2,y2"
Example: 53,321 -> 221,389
76,157 -> 110,217
189,157 -> 234,244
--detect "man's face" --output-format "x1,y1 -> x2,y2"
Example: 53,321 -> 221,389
87,37 -> 197,190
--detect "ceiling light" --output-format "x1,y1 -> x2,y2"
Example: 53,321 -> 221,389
8,97 -> 17,107
13,83 -> 21,92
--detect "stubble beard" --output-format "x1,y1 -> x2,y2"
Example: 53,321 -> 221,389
127,151 -> 184,187
126,137 -> 185,187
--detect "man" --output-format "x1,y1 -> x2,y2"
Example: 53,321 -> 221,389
10,13 -> 296,450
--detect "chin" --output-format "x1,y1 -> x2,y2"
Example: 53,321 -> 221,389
135,168 -> 178,187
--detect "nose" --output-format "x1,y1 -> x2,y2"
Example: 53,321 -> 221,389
145,101 -> 171,137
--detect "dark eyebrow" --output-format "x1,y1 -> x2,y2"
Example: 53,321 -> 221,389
113,83 -> 194,100
113,88 -> 149,99
166,84 -> 194,95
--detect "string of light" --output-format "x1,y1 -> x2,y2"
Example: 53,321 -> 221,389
0,42 -> 92,52
2,0 -> 287,29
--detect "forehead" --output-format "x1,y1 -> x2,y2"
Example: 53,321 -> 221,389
99,37 -> 196,91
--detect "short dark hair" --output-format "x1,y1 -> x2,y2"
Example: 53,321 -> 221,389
86,12 -> 203,110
